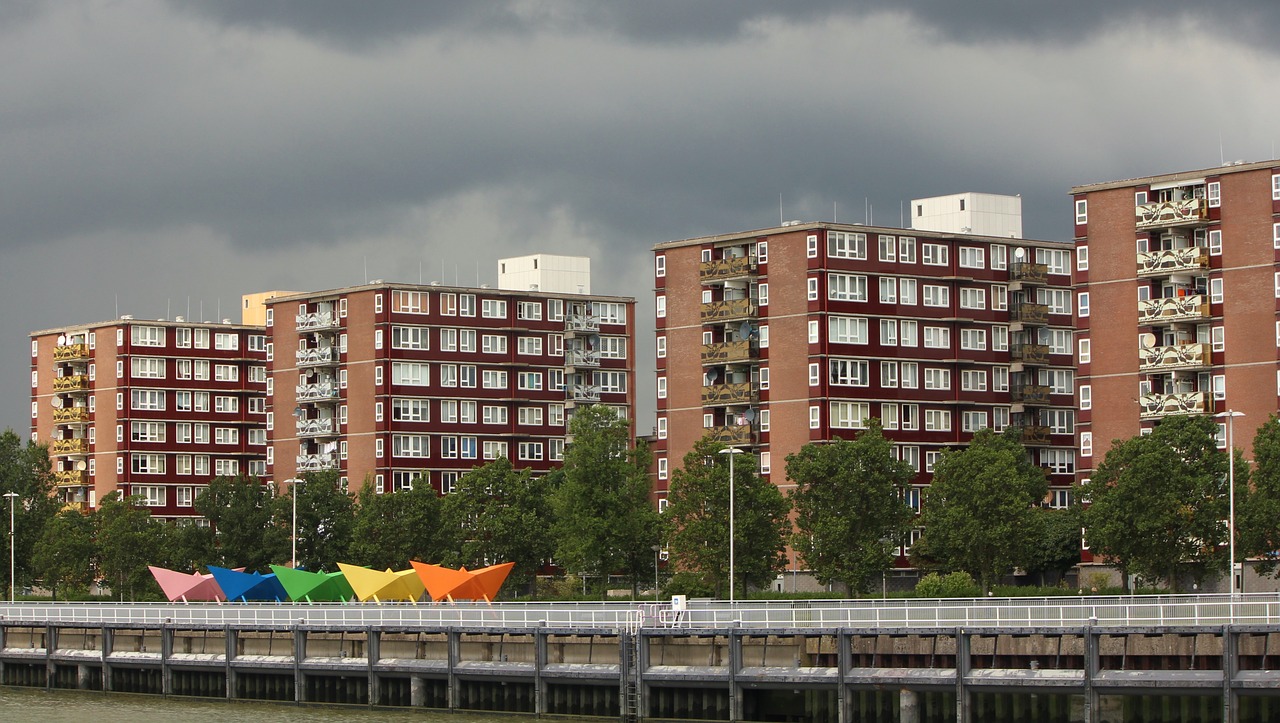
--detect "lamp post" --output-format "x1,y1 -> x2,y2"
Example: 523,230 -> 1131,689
4,492 -> 18,602
1215,410 -> 1245,594
287,478 -> 303,569
651,545 -> 662,602
718,447 -> 744,602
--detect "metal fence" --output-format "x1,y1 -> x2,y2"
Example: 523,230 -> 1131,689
1,594 -> 1277,630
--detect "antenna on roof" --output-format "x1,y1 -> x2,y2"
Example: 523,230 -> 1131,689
779,193 -> 783,226
114,294 -> 118,319
364,257 -> 368,284
833,201 -> 838,223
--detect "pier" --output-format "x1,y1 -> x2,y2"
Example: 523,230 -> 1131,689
2,595 -> 1280,722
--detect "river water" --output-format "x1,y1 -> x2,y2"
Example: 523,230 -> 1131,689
0,687 -> 509,722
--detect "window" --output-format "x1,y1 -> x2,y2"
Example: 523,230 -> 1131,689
392,326 -> 429,349
482,440 -> 508,460
657,376 -> 667,399
549,404 -> 565,426
900,320 -> 918,347
517,407 -> 542,426
655,255 -> 666,277
924,368 -> 950,390
899,279 -> 917,305
175,328 -> 191,348
392,361 -> 430,386
1207,181 -> 1220,208
459,294 -> 476,316
130,326 -> 164,346
922,243 -> 948,266
901,362 -> 919,389
993,366 -> 1010,392
900,445 -> 920,471
592,302 -> 626,324
133,485 -> 166,506
757,284 -> 768,307
881,361 -> 898,388
1037,288 -> 1071,315
829,358 -> 870,386
1040,408 -> 1074,435
924,409 -> 952,431
482,334 -> 507,354
991,244 -> 1007,270
898,237 -> 916,263
961,369 -> 987,392
518,371 -> 543,391
962,411 -> 988,432
215,459 -> 239,476
828,316 -> 869,344
878,235 -> 897,261
807,277 -> 819,301
807,234 -> 819,258
880,402 -> 899,430
1078,338 -> 1091,364
439,293 -> 457,316
248,428 -> 266,445
214,364 -> 238,382
392,398 -> 430,422
959,247 -> 984,269
481,299 -> 507,318
1077,245 -> 1089,271
1080,384 -> 1092,410
959,287 -> 985,310
1039,368 -> 1075,395
758,367 -> 770,390
248,366 -> 266,383
518,441 -> 543,461
827,231 -> 867,259
517,336 -> 543,356
880,319 -> 897,346
460,365 -> 477,388
657,336 -> 667,358
830,401 -> 870,429
1041,448 -> 1075,474
131,421 -> 166,443
393,290 -> 428,314
193,328 -> 209,349
192,423 -> 209,443
923,326 -> 950,349
1036,248 -> 1071,276
1081,432 -> 1093,458
808,363 -> 820,386
1211,326 -> 1225,352
879,277 -> 897,303
131,389 -> 165,410
215,427 -> 239,445
517,301 -> 543,320
393,434 -> 430,458
595,370 -> 627,393
1078,292 -> 1090,317
194,455 -> 210,475
131,454 -> 166,475
1210,277 -> 1224,304
1075,199 -> 1087,224
992,287 -> 1008,314
131,357 -> 165,378
960,328 -> 986,351
828,274 -> 868,302
440,400 -> 459,423
482,369 -> 508,389
214,333 -> 238,350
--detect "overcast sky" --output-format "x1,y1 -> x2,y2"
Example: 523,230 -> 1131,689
5,1 -> 1280,435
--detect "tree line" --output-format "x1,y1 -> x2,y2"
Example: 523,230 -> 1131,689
4,411 -> 1279,600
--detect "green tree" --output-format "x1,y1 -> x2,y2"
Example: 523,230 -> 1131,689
1023,506 -> 1083,587
441,458 -> 557,597
1081,415 -> 1228,591
1240,415 -> 1280,578
349,475 -> 446,572
195,476 -> 287,569
550,405 -> 661,595
786,423 -> 915,594
914,429 -> 1047,594
94,493 -> 166,600
33,509 -> 97,599
278,471 -> 355,571
0,430 -> 58,595
665,437 -> 790,598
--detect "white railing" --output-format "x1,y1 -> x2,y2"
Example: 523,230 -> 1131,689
566,349 -> 601,367
295,453 -> 339,472
568,384 -> 602,402
296,347 -> 338,366
295,382 -> 340,402
295,312 -> 341,332
296,418 -> 336,437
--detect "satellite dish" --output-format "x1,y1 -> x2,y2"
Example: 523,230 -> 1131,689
76,460 -> 87,471
51,396 -> 64,408
57,334 -> 66,346
1139,333 -> 1156,349
738,321 -> 753,339
706,368 -> 721,383
1014,247 -> 1026,260
743,408 -> 757,422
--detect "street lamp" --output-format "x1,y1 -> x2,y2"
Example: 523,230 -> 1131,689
1215,410 -> 1245,594
717,447 -> 744,602
287,478 -> 304,569
4,492 -> 19,602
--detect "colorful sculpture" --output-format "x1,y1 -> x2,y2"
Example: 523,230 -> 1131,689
336,563 -> 426,602
148,566 -> 228,602
270,565 -> 355,602
411,561 -> 514,602
207,566 -> 288,602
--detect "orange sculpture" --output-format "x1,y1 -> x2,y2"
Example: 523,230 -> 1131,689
411,561 -> 515,602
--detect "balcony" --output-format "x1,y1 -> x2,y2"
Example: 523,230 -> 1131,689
53,375 -> 90,392
701,382 -> 758,407
1009,302 -> 1049,325
53,344 -> 90,362
1138,295 -> 1210,324
568,383 -> 602,402
296,452 -> 340,472
51,439 -> 89,456
1011,343 -> 1049,365
1136,198 -> 1209,230
1139,342 -> 1211,372
295,382 -> 340,402
699,256 -> 757,283
565,348 -> 601,368
54,470 -> 88,487
701,298 -> 757,324
1011,385 -> 1051,405
701,340 -> 757,366
710,424 -> 754,447
1140,391 -> 1207,420
1137,247 -> 1209,278
297,418 -> 337,438
1009,262 -> 1049,285
296,347 -> 339,367
52,407 -> 90,424
565,313 -> 601,334
1010,424 -> 1051,446
296,311 -> 341,332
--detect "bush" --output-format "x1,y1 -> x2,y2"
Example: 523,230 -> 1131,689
663,572 -> 716,599
914,571 -> 980,598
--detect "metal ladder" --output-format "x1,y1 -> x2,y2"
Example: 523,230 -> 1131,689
622,613 -> 642,722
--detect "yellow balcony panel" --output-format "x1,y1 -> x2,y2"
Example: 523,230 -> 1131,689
60,501 -> 87,513
565,313 -> 601,334
51,438 -> 89,456
565,349 -> 601,368
1139,391 -> 1207,420
701,340 -> 757,366
296,347 -> 339,367
1011,385 -> 1051,405
710,424 -> 754,447
1136,198 -> 1209,229
1010,424 -> 1051,446
699,256 -> 757,283
701,382 -> 758,407
55,470 -> 88,487
1139,342 -> 1211,372
52,407 -> 90,424
53,376 -> 90,392
700,299 -> 757,324
53,344 -> 90,362
1010,303 -> 1049,325
1137,247 -> 1209,277
296,382 -> 340,402
1138,295 -> 1210,324
297,419 -> 337,438
568,384 -> 602,403
1011,343 -> 1050,365
296,453 -> 340,472
1010,262 -> 1049,285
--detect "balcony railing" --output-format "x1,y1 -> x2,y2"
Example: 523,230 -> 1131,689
53,376 -> 90,392
568,384 -> 602,402
565,313 -> 601,334
1139,342 -> 1211,372
295,311 -> 341,332
1011,385 -> 1051,405
565,349 -> 601,368
295,382 -> 340,402
1011,343 -> 1050,365
699,256 -> 757,283
53,344 -> 90,362
1009,262 -> 1049,285
1137,295 -> 1210,324
52,407 -> 90,424
700,298 -> 757,324
54,470 -> 88,487
296,347 -> 339,367
51,439 -> 89,456
701,340 -> 756,366
297,418 -> 337,438
296,453 -> 340,472
701,382 -> 758,407
1136,198 -> 1209,229
1137,247 -> 1209,277
1140,391 -> 1207,420
710,424 -> 754,447
1009,303 -> 1049,325
1010,424 -> 1051,446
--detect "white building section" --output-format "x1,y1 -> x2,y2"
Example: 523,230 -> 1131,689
911,192 -> 1023,238
498,254 -> 591,294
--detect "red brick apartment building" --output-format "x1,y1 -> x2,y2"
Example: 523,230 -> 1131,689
264,282 -> 635,495
653,222 -> 1079,556
30,318 -> 268,520
1071,160 -> 1280,477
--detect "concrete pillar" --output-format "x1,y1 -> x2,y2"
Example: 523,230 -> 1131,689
637,632 -> 652,721
1223,624 -> 1236,723
534,629 -> 547,715
837,631 -> 851,723
410,676 -> 427,707
101,627 -> 114,693
1083,623 -> 1097,723
447,630 -> 460,711
900,688 -> 919,723
77,664 -> 92,690
44,625 -> 57,689
160,625 -> 172,696
367,627 -> 380,707
955,629 -> 970,723
294,627 -> 306,703
728,629 -> 742,722
224,627 -> 236,700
